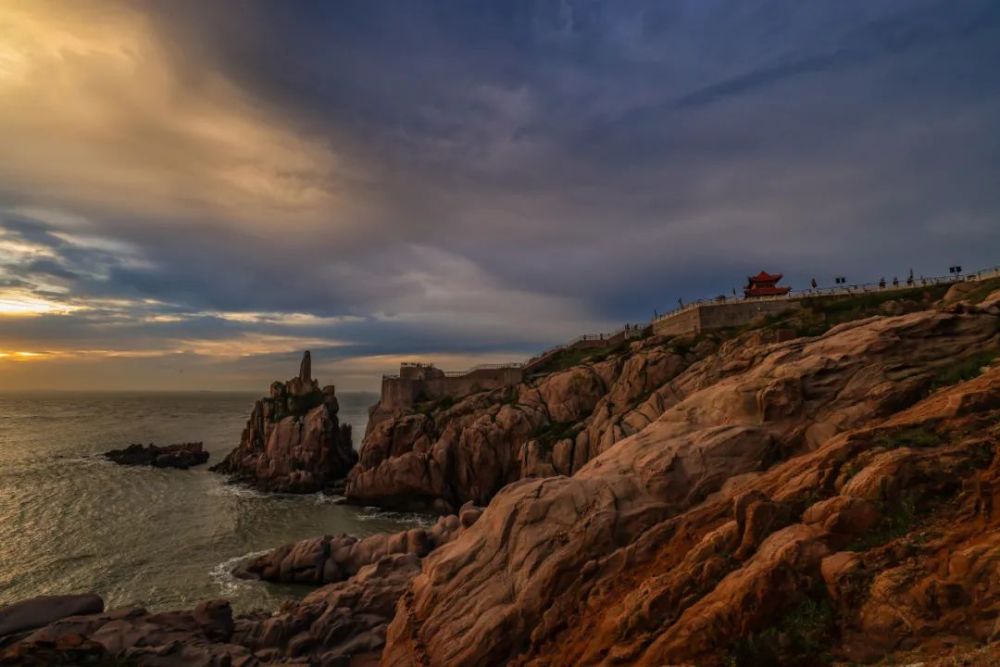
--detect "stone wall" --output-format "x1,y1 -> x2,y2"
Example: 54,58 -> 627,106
698,299 -> 802,330
651,307 -> 702,337
380,366 -> 524,410
652,299 -> 801,337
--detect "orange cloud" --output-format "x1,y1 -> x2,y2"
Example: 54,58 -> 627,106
0,1 -> 367,230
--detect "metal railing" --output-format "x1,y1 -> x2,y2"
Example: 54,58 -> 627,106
522,323 -> 646,369
382,265 -> 999,382
651,266 -> 1000,325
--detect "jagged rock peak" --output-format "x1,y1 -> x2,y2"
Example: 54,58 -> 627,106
299,350 -> 312,383
210,349 -> 357,493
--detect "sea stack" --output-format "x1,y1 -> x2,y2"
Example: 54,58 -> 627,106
211,351 -> 357,493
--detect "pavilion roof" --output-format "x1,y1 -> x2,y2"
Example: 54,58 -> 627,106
748,271 -> 784,283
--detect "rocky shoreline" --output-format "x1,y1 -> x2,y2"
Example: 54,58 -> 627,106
3,284 -> 999,666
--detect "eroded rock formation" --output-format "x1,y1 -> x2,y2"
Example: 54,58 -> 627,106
212,351 -> 357,493
104,442 -> 209,469
345,334 -> 701,513
346,287 -> 994,514
379,301 -> 1000,666
5,288 -> 1000,666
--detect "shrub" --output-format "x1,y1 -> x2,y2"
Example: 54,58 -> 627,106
849,495 -> 916,552
727,597 -> 835,666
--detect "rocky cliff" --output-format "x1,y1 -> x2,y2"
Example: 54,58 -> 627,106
211,351 -> 358,493
4,286 -> 1000,666
377,293 -> 1000,666
345,286 -> 977,514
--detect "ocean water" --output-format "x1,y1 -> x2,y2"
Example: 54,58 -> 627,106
0,391 -> 427,614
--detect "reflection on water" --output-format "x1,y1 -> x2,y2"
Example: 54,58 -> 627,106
0,391 -> 425,613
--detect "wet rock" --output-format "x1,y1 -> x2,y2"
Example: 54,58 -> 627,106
104,442 -> 209,469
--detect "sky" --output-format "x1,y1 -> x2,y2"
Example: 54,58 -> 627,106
0,0 -> 998,392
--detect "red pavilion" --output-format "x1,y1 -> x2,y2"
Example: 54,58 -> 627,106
744,271 -> 791,298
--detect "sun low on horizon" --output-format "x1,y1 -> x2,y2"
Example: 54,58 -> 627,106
0,0 -> 998,392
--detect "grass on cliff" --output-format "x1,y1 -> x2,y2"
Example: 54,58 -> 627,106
756,283 -> 954,339
930,350 -> 997,390
947,276 -> 1000,304
874,426 -> 942,450
726,597 -> 835,667
529,339 -> 630,375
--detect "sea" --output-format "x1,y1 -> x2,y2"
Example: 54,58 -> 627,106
0,391 -> 429,614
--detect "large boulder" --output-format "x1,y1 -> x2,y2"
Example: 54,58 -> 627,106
1,600 -> 250,666
0,594 -> 103,644
234,509 -> 480,585
211,351 -> 358,493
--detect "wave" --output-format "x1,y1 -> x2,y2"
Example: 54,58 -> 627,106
206,484 -> 271,500
355,507 -> 436,526
208,549 -> 271,596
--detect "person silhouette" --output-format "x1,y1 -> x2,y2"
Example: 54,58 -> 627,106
810,278 -> 817,290
879,277 -> 886,288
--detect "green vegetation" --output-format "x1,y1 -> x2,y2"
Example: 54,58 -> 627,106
930,350 -> 997,389
726,597 -> 835,667
755,283 -> 953,339
529,339 -> 629,375
874,426 -> 941,450
849,495 -> 917,552
534,420 -> 578,449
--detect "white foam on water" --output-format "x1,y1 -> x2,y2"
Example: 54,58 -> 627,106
209,549 -> 271,596
207,483 -> 270,499
355,506 -> 436,527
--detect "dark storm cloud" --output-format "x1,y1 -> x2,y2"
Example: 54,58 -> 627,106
1,0 -> 999,389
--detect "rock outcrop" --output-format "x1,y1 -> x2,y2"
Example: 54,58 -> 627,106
211,351 -> 357,493
346,287 -> 996,514
0,594 -> 103,646
231,508 -> 482,664
0,599 -> 249,666
345,335 -> 700,513
234,506 -> 481,585
379,304 -> 1000,666
104,442 -> 209,469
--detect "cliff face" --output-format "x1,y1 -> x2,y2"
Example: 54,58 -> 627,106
345,336 -> 707,512
212,351 -> 358,493
378,299 -> 1000,666
345,288 -> 975,514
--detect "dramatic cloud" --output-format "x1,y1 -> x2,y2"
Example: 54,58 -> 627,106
0,0 -> 998,390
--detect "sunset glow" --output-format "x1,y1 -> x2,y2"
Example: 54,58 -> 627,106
0,1 -> 997,391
